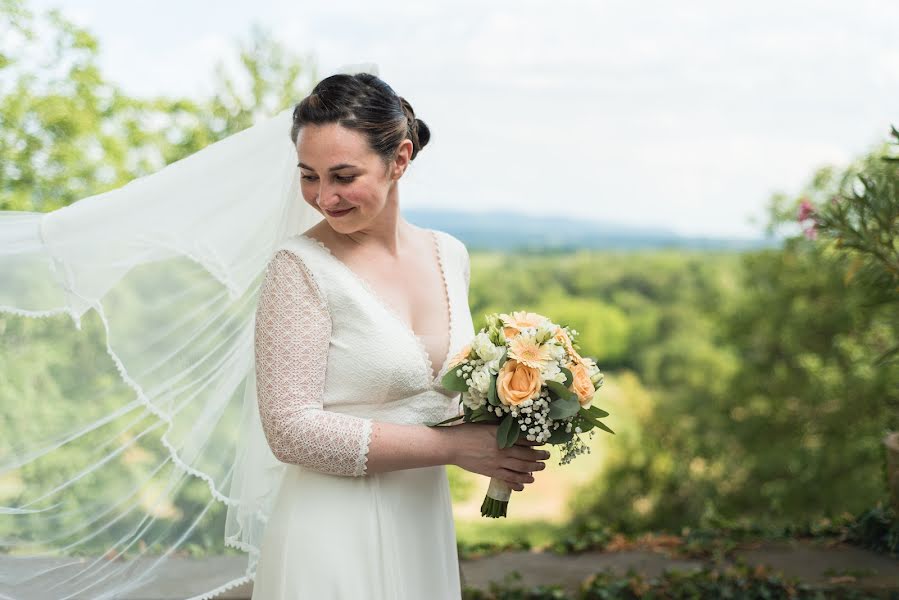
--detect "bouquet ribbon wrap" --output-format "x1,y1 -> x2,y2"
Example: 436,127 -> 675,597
486,477 -> 512,502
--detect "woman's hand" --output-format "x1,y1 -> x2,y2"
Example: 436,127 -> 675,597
448,422 -> 549,491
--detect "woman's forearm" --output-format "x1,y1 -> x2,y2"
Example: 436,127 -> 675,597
362,420 -> 457,474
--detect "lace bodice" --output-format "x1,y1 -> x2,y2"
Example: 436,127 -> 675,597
253,228 -> 473,477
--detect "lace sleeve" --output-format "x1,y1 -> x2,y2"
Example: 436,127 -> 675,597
254,248 -> 373,477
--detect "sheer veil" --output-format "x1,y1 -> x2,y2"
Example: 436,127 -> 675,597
0,62 -> 380,599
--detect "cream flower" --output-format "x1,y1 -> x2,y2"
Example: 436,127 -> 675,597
448,343 -> 472,369
470,366 -> 492,396
499,310 -> 550,338
463,388 -> 487,409
507,333 -> 554,369
472,332 -> 504,362
541,360 -> 565,384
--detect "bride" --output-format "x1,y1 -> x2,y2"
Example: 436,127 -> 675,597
0,65 -> 548,599
249,71 -> 552,598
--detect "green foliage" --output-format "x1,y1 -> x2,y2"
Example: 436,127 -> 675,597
578,564 -> 882,600
498,413 -> 521,448
463,571 -> 569,600
846,503 -> 899,555
461,564 -> 887,600
0,0 -> 316,212
469,250 -> 741,373
794,126 -> 899,363
569,132 -> 898,535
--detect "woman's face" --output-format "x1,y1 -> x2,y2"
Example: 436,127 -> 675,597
295,123 -> 410,230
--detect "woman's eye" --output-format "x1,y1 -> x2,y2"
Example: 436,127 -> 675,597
300,174 -> 354,183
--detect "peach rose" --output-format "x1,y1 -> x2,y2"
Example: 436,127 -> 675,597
496,358 -> 542,407
568,360 -> 595,407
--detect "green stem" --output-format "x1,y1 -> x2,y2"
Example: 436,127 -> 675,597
480,495 -> 509,518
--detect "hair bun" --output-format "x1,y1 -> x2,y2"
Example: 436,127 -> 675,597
398,96 -> 430,160
415,118 -> 431,153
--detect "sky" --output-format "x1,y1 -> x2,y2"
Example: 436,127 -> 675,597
23,0 -> 899,238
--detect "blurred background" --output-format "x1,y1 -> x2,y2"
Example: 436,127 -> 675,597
1,0 -> 897,594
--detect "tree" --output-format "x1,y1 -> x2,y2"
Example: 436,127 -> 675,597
0,0 -> 316,212
570,130 -> 898,533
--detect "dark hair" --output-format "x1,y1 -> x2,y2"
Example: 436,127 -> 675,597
289,73 -> 431,166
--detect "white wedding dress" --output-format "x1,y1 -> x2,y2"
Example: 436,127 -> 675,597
249,227 -> 474,599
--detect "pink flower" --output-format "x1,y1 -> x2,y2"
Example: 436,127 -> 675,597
803,224 -> 817,240
797,198 -> 815,222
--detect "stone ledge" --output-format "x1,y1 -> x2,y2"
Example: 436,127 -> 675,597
1,541 -> 895,599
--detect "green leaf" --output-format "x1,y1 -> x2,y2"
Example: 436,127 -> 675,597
441,366 -> 469,392
578,407 -> 615,434
487,372 -> 500,406
548,395 -> 581,419
559,366 -> 573,387
472,412 -> 498,423
496,412 -> 521,448
592,419 -> 615,434
469,404 -> 499,423
585,404 -> 609,419
574,414 -> 595,432
546,380 -> 577,402
548,427 -> 574,444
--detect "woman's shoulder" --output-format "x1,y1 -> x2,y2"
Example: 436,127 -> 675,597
429,227 -> 469,259
273,223 -> 331,262
264,229 -> 335,292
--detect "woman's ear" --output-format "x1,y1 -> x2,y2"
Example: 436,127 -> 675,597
391,139 -> 414,180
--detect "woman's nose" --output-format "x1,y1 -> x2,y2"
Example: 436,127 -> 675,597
316,183 -> 341,208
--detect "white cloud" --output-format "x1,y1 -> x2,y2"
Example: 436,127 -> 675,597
24,0 -> 899,238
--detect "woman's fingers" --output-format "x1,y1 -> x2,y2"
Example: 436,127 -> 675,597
496,467 -> 534,489
515,438 -> 543,446
506,446 -> 550,462
503,456 -> 546,474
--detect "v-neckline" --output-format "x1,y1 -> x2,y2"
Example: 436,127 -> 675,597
296,228 -> 454,390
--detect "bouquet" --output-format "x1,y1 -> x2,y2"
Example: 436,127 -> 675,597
431,311 -> 612,518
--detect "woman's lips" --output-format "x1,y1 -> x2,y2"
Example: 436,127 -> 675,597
326,207 -> 354,217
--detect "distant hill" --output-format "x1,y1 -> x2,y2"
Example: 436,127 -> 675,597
404,208 -> 782,252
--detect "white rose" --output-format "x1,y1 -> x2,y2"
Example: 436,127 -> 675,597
472,332 -> 504,362
548,370 -> 567,384
541,361 -> 561,382
535,322 -> 556,343
470,366 -> 492,395
463,388 -> 487,409
547,343 -> 566,362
